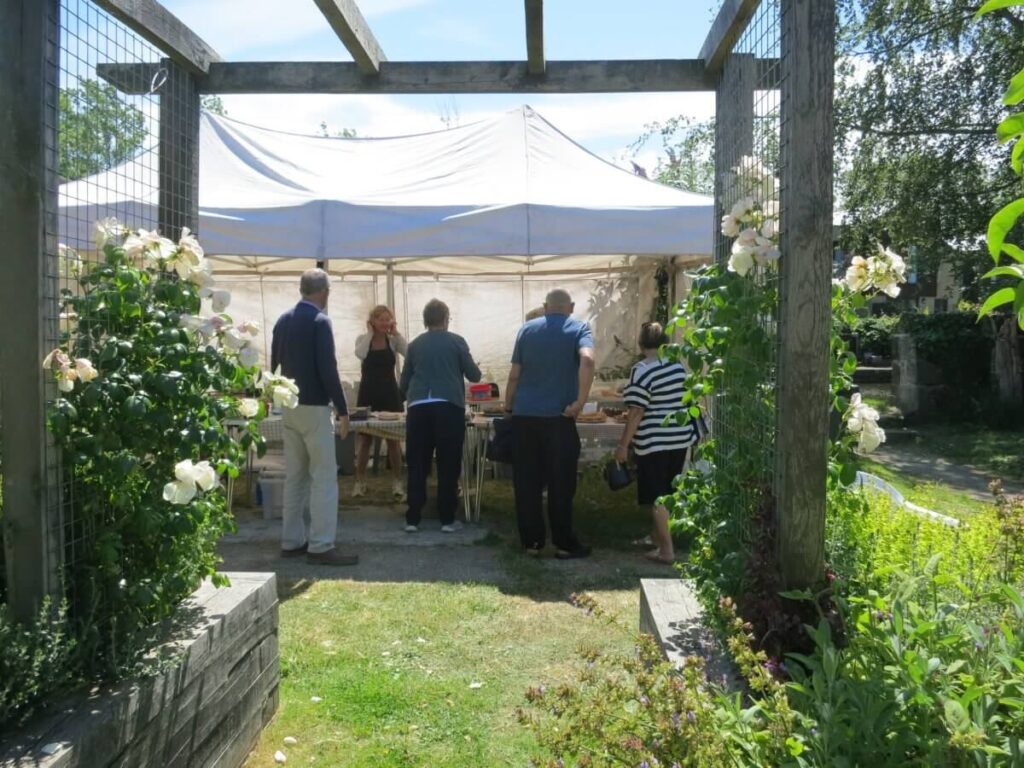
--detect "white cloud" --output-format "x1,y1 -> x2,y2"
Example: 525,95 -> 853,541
161,0 -> 433,58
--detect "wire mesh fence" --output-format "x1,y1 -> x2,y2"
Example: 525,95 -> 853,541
31,0 -> 191,624
712,0 -> 783,555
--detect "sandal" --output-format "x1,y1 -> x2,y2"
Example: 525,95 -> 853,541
631,535 -> 654,547
645,550 -> 676,565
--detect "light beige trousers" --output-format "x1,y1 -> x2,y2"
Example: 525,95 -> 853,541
282,405 -> 338,554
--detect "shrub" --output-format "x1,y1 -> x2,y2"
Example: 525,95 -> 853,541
846,313 -> 900,360
46,228 -> 269,679
0,600 -> 76,730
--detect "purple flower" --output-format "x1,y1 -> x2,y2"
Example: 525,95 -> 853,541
687,710 -> 696,723
671,711 -> 682,731
639,762 -> 650,768
640,695 -> 650,706
975,641 -> 984,651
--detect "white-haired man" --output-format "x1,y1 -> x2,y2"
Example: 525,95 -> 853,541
271,268 -> 358,566
503,288 -> 595,558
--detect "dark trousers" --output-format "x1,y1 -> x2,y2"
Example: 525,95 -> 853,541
512,416 -> 582,551
406,402 -> 465,526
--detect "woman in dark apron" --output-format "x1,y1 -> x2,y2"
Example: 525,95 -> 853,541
353,305 -> 408,499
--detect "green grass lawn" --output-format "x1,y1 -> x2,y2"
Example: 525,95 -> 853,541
242,469 -> 657,767
857,457 -> 995,519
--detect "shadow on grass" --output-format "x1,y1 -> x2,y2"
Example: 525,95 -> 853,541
223,470 -> 683,606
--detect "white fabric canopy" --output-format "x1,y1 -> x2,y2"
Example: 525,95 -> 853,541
60,105 -> 713,264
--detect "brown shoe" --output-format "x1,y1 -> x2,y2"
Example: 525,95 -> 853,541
280,543 -> 308,558
306,548 -> 359,566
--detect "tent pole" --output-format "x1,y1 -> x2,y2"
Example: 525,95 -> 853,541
386,261 -> 396,309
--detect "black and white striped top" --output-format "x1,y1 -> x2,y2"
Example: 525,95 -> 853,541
623,358 -> 698,456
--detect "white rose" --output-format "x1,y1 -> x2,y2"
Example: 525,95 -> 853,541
237,343 -> 260,369
93,217 -> 125,249
237,320 -> 260,336
238,398 -> 260,418
728,245 -> 756,277
74,358 -> 98,382
211,289 -> 232,313
272,384 -> 300,410
845,256 -> 870,293
720,214 -> 741,238
737,228 -> 759,247
857,423 -> 885,453
221,328 -> 247,351
178,227 -> 205,261
192,460 -> 219,492
163,480 -> 197,505
188,261 -> 215,287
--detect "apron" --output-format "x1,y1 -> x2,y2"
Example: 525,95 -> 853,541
357,337 -> 402,411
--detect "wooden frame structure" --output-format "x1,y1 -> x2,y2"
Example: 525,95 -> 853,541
0,0 -> 834,618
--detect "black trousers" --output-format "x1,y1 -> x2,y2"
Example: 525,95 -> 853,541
512,416 -> 582,551
406,402 -> 465,526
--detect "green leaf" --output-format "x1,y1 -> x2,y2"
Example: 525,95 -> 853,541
944,699 -> 972,733
1004,243 -> 1024,264
977,0 -> 1024,18
1016,282 -> 1024,314
982,265 -> 1024,280
1006,68 -> 1024,106
987,199 -> 1024,261
979,287 -> 1017,318
1013,137 -> 1024,174
998,112 -> 1024,143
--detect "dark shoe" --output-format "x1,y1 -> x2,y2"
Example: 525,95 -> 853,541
555,545 -> 592,560
524,545 -> 543,557
307,548 -> 359,566
280,543 -> 308,557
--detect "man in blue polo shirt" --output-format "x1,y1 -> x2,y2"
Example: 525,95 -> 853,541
503,289 -> 595,558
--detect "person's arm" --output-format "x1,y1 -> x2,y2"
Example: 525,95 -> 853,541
615,406 -> 645,464
270,317 -> 282,374
563,347 -> 596,419
398,344 -> 414,398
390,330 -> 408,358
314,316 -> 348,417
504,363 -> 521,413
459,336 -> 482,383
354,331 -> 372,361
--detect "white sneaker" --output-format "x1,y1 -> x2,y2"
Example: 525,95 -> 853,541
392,480 -> 406,501
351,481 -> 366,498
404,524 -> 418,533
441,521 -> 464,533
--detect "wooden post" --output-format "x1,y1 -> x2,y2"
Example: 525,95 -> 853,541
0,0 -> 61,620
775,0 -> 834,589
713,53 -> 755,264
158,58 -> 200,239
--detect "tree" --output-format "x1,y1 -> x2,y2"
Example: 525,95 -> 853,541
631,117 -> 716,194
58,79 -> 147,181
834,0 -> 1024,299
200,95 -> 227,116
318,121 -> 356,138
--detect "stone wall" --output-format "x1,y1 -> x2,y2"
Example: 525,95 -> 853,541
1,572 -> 279,768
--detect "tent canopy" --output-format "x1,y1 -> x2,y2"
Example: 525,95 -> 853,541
60,105 -> 713,268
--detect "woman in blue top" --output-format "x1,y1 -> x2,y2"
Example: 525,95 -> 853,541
399,299 -> 481,532
615,322 -> 700,565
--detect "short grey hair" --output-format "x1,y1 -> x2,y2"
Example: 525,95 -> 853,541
544,288 -> 573,310
300,268 -> 330,296
422,298 -> 449,328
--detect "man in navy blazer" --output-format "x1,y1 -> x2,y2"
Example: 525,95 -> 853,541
271,268 -> 358,566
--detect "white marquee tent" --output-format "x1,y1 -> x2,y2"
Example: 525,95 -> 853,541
59,106 -> 713,384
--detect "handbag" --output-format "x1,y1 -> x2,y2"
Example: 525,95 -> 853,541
485,417 -> 515,464
603,459 -> 633,491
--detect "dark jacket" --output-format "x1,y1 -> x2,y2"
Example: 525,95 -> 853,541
400,329 -> 481,408
271,300 -> 348,414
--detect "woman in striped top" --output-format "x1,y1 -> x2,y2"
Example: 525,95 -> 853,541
614,322 -> 700,564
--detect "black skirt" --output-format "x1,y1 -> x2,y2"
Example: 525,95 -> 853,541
357,339 -> 403,412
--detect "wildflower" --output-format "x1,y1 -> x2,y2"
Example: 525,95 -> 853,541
93,217 -> 126,248
845,256 -> 870,293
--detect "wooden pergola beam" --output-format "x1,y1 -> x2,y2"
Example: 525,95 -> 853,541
699,0 -> 761,75
93,0 -> 221,75
99,59 -> 783,95
312,0 -> 387,75
525,0 -> 545,75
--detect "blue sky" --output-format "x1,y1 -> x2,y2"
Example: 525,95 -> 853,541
158,0 -> 720,171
